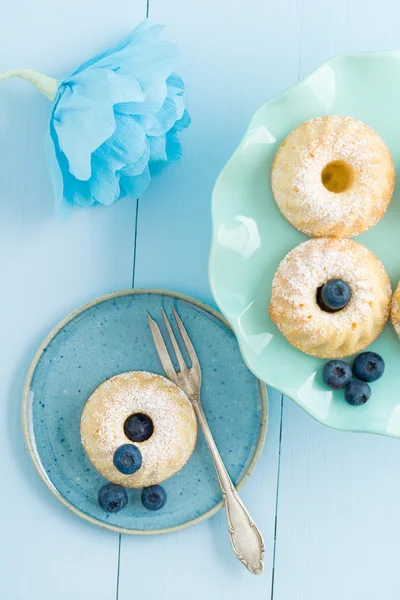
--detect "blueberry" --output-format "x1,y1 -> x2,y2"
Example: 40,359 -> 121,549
113,444 -> 142,475
98,484 -> 128,513
124,413 -> 154,442
322,360 -> 352,390
317,279 -> 351,312
344,380 -> 371,406
141,485 -> 167,511
353,352 -> 385,382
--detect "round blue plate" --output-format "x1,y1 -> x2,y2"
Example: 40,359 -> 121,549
23,290 -> 267,535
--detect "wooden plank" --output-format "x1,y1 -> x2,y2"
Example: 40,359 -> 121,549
273,402 -> 400,600
119,0 -> 302,596
0,2 -> 145,598
133,0 -> 304,304
273,2 -> 400,599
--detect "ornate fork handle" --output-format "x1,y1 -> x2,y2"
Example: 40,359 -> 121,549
193,396 -> 265,575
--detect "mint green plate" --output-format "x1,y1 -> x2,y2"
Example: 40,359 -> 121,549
210,51 -> 400,438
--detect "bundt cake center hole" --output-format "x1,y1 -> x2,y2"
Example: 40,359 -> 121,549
124,413 -> 154,443
321,160 -> 354,193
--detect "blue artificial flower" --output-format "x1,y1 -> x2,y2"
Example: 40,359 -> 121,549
0,19 -> 190,214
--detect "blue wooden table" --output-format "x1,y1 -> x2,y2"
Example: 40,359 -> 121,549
2,1 -> 400,598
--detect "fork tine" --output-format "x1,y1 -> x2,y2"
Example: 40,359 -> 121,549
161,308 -> 187,372
147,313 -> 177,383
172,308 -> 201,379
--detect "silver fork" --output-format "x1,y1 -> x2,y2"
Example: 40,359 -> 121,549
147,307 -> 265,575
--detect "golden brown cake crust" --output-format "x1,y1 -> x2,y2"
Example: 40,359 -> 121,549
269,238 -> 391,358
390,283 -> 400,339
271,116 -> 395,238
80,371 -> 197,488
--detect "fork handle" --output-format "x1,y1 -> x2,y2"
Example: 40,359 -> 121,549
193,398 -> 265,575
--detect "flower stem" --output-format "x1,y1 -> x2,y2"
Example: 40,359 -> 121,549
0,69 -> 59,100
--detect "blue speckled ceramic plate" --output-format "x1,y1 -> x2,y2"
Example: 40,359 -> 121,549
22,290 -> 267,535
210,51 -> 400,438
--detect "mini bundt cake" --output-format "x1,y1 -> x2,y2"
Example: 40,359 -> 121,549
81,371 -> 197,488
269,238 -> 391,358
271,116 -> 394,237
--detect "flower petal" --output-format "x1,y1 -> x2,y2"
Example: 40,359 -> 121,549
46,120 -> 66,213
165,130 -> 182,161
173,94 -> 185,121
115,41 -> 177,87
89,158 -> 120,205
92,113 -> 146,172
119,142 -> 150,177
88,115 -> 147,204
53,70 -> 144,181
73,20 -> 178,87
172,109 -> 191,132
134,95 -> 177,137
65,177 -> 94,207
166,73 -> 185,96
71,21 -> 165,76
148,134 -> 167,161
115,79 -> 168,116
119,166 -> 151,199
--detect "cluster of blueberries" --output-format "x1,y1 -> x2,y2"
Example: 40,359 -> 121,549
98,482 -> 167,513
98,412 -> 167,513
322,351 -> 385,405
317,280 -> 385,405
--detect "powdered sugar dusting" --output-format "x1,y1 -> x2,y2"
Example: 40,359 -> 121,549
272,116 -> 394,237
80,371 -> 197,488
269,238 -> 391,358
